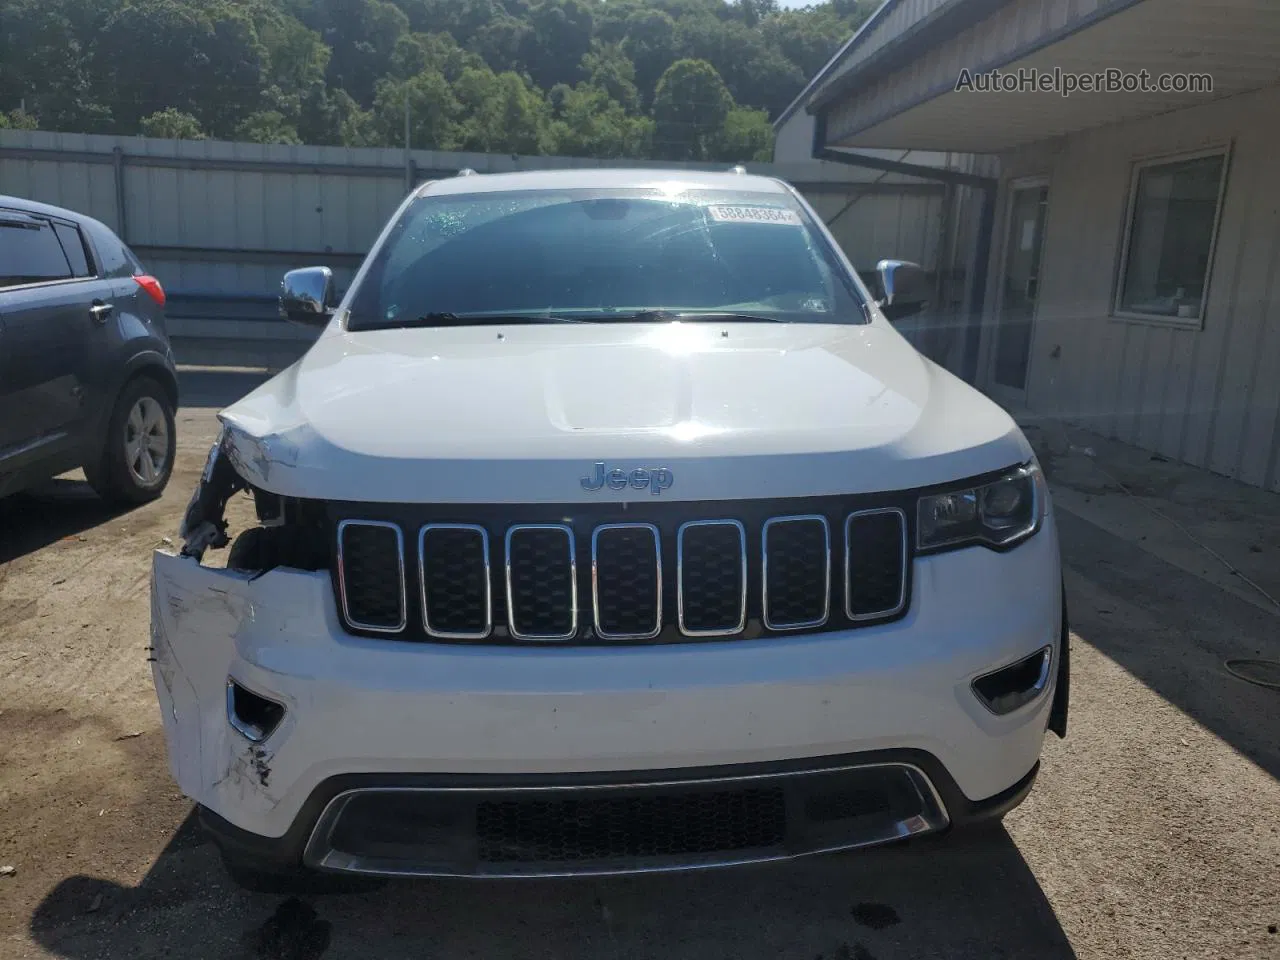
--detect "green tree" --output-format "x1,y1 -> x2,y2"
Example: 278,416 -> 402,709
581,42 -> 640,113
373,70 -> 461,149
652,57 -> 731,161
334,90 -> 380,145
712,105 -> 772,162
140,107 -> 207,139
310,0 -> 409,105
621,9 -> 677,107
522,0 -> 594,91
733,0 -> 779,28
546,83 -> 652,158
760,7 -> 860,79
472,16 -> 533,73
0,0 -> 114,132
253,8 -> 330,131
0,108 -> 40,130
0,0 -> 855,155
235,109 -> 303,143
675,15 -> 803,118
391,31 -> 484,81
97,0 -> 268,137
452,66 -> 548,154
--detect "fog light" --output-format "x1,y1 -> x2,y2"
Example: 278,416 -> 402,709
972,647 -> 1052,716
226,679 -> 286,742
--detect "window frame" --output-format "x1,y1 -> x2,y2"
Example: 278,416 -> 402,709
52,220 -> 97,279
0,208 -> 101,292
1111,144 -> 1232,329
343,185 -> 872,332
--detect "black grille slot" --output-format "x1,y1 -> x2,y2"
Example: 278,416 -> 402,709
475,788 -> 787,864
592,524 -> 661,639
763,516 -> 830,630
845,510 -> 907,619
337,521 -> 405,631
505,525 -> 576,640
420,525 -> 491,638
678,521 -> 747,635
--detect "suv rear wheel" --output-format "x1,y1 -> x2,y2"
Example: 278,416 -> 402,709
86,376 -> 176,505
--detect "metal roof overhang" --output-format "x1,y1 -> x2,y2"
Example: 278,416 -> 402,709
810,0 -> 1280,154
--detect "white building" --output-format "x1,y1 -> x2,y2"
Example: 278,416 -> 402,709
776,0 -> 1280,492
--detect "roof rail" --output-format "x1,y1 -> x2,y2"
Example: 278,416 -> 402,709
728,165 -> 747,174
456,167 -> 477,177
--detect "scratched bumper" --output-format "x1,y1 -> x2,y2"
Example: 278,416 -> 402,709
149,519 -> 1061,843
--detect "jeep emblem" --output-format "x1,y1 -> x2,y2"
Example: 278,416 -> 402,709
580,462 -> 674,495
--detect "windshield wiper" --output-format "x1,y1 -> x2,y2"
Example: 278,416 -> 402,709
374,312 -> 590,329
641,311 -> 790,323
560,310 -> 791,324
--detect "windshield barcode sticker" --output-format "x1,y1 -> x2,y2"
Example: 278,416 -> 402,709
707,205 -> 802,225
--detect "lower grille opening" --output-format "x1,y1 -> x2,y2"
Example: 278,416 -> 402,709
972,646 -> 1053,715
477,789 -> 786,863
306,763 -> 949,878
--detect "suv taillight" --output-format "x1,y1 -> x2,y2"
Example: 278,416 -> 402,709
134,275 -> 166,307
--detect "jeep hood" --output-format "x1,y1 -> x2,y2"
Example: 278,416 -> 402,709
217,321 -> 1033,503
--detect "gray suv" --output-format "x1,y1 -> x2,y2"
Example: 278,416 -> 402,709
0,196 -> 179,503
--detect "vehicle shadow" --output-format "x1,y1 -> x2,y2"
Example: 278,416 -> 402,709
1056,508 -> 1280,783
28,821 -> 1076,960
0,481 -> 134,566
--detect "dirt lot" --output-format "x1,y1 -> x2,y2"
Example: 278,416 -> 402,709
1,370 -> 1278,960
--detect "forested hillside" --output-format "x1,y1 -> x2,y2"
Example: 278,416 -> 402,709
0,0 -> 873,161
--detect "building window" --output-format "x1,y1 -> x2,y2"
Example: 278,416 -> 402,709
1114,149 -> 1229,325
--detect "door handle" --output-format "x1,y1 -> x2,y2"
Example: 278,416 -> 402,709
90,301 -> 114,324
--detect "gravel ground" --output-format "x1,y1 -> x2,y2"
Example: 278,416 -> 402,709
1,369 -> 1277,960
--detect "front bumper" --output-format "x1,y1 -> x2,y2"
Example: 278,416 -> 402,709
150,513 -> 1062,870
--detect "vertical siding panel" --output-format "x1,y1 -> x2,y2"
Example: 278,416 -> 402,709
263,173 -> 294,254
1048,167 -> 1092,421
1062,176 -> 1104,424
1047,0 -> 1071,32
1066,134 -> 1128,436
999,3 -> 1020,57
1157,331 -> 1196,458
1250,277 -> 1280,484
1232,207 -> 1280,486
1107,322 -> 1135,440
1181,140 -> 1259,470
1137,330 -> 1174,452
1208,179 -> 1278,478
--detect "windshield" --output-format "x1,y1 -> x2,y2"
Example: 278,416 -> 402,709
345,186 -> 868,330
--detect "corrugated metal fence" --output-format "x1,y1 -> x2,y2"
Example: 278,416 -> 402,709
0,130 -> 963,366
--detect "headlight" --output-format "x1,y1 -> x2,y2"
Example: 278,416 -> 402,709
917,463 -> 1045,552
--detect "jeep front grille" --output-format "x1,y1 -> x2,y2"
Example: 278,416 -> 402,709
677,520 -> 746,636
419,524 -> 491,639
336,520 -> 406,632
762,516 -> 831,630
505,525 -> 577,640
330,498 -> 912,644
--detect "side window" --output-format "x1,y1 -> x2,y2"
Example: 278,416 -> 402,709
53,222 -> 94,278
0,219 -> 73,289
89,225 -> 141,279
1115,149 -> 1228,324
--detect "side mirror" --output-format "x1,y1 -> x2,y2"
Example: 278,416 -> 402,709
280,266 -> 336,327
875,259 -> 930,322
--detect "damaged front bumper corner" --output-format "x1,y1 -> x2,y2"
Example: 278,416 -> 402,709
150,550 -> 324,834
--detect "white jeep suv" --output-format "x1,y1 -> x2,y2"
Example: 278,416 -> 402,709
154,168 -> 1068,890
